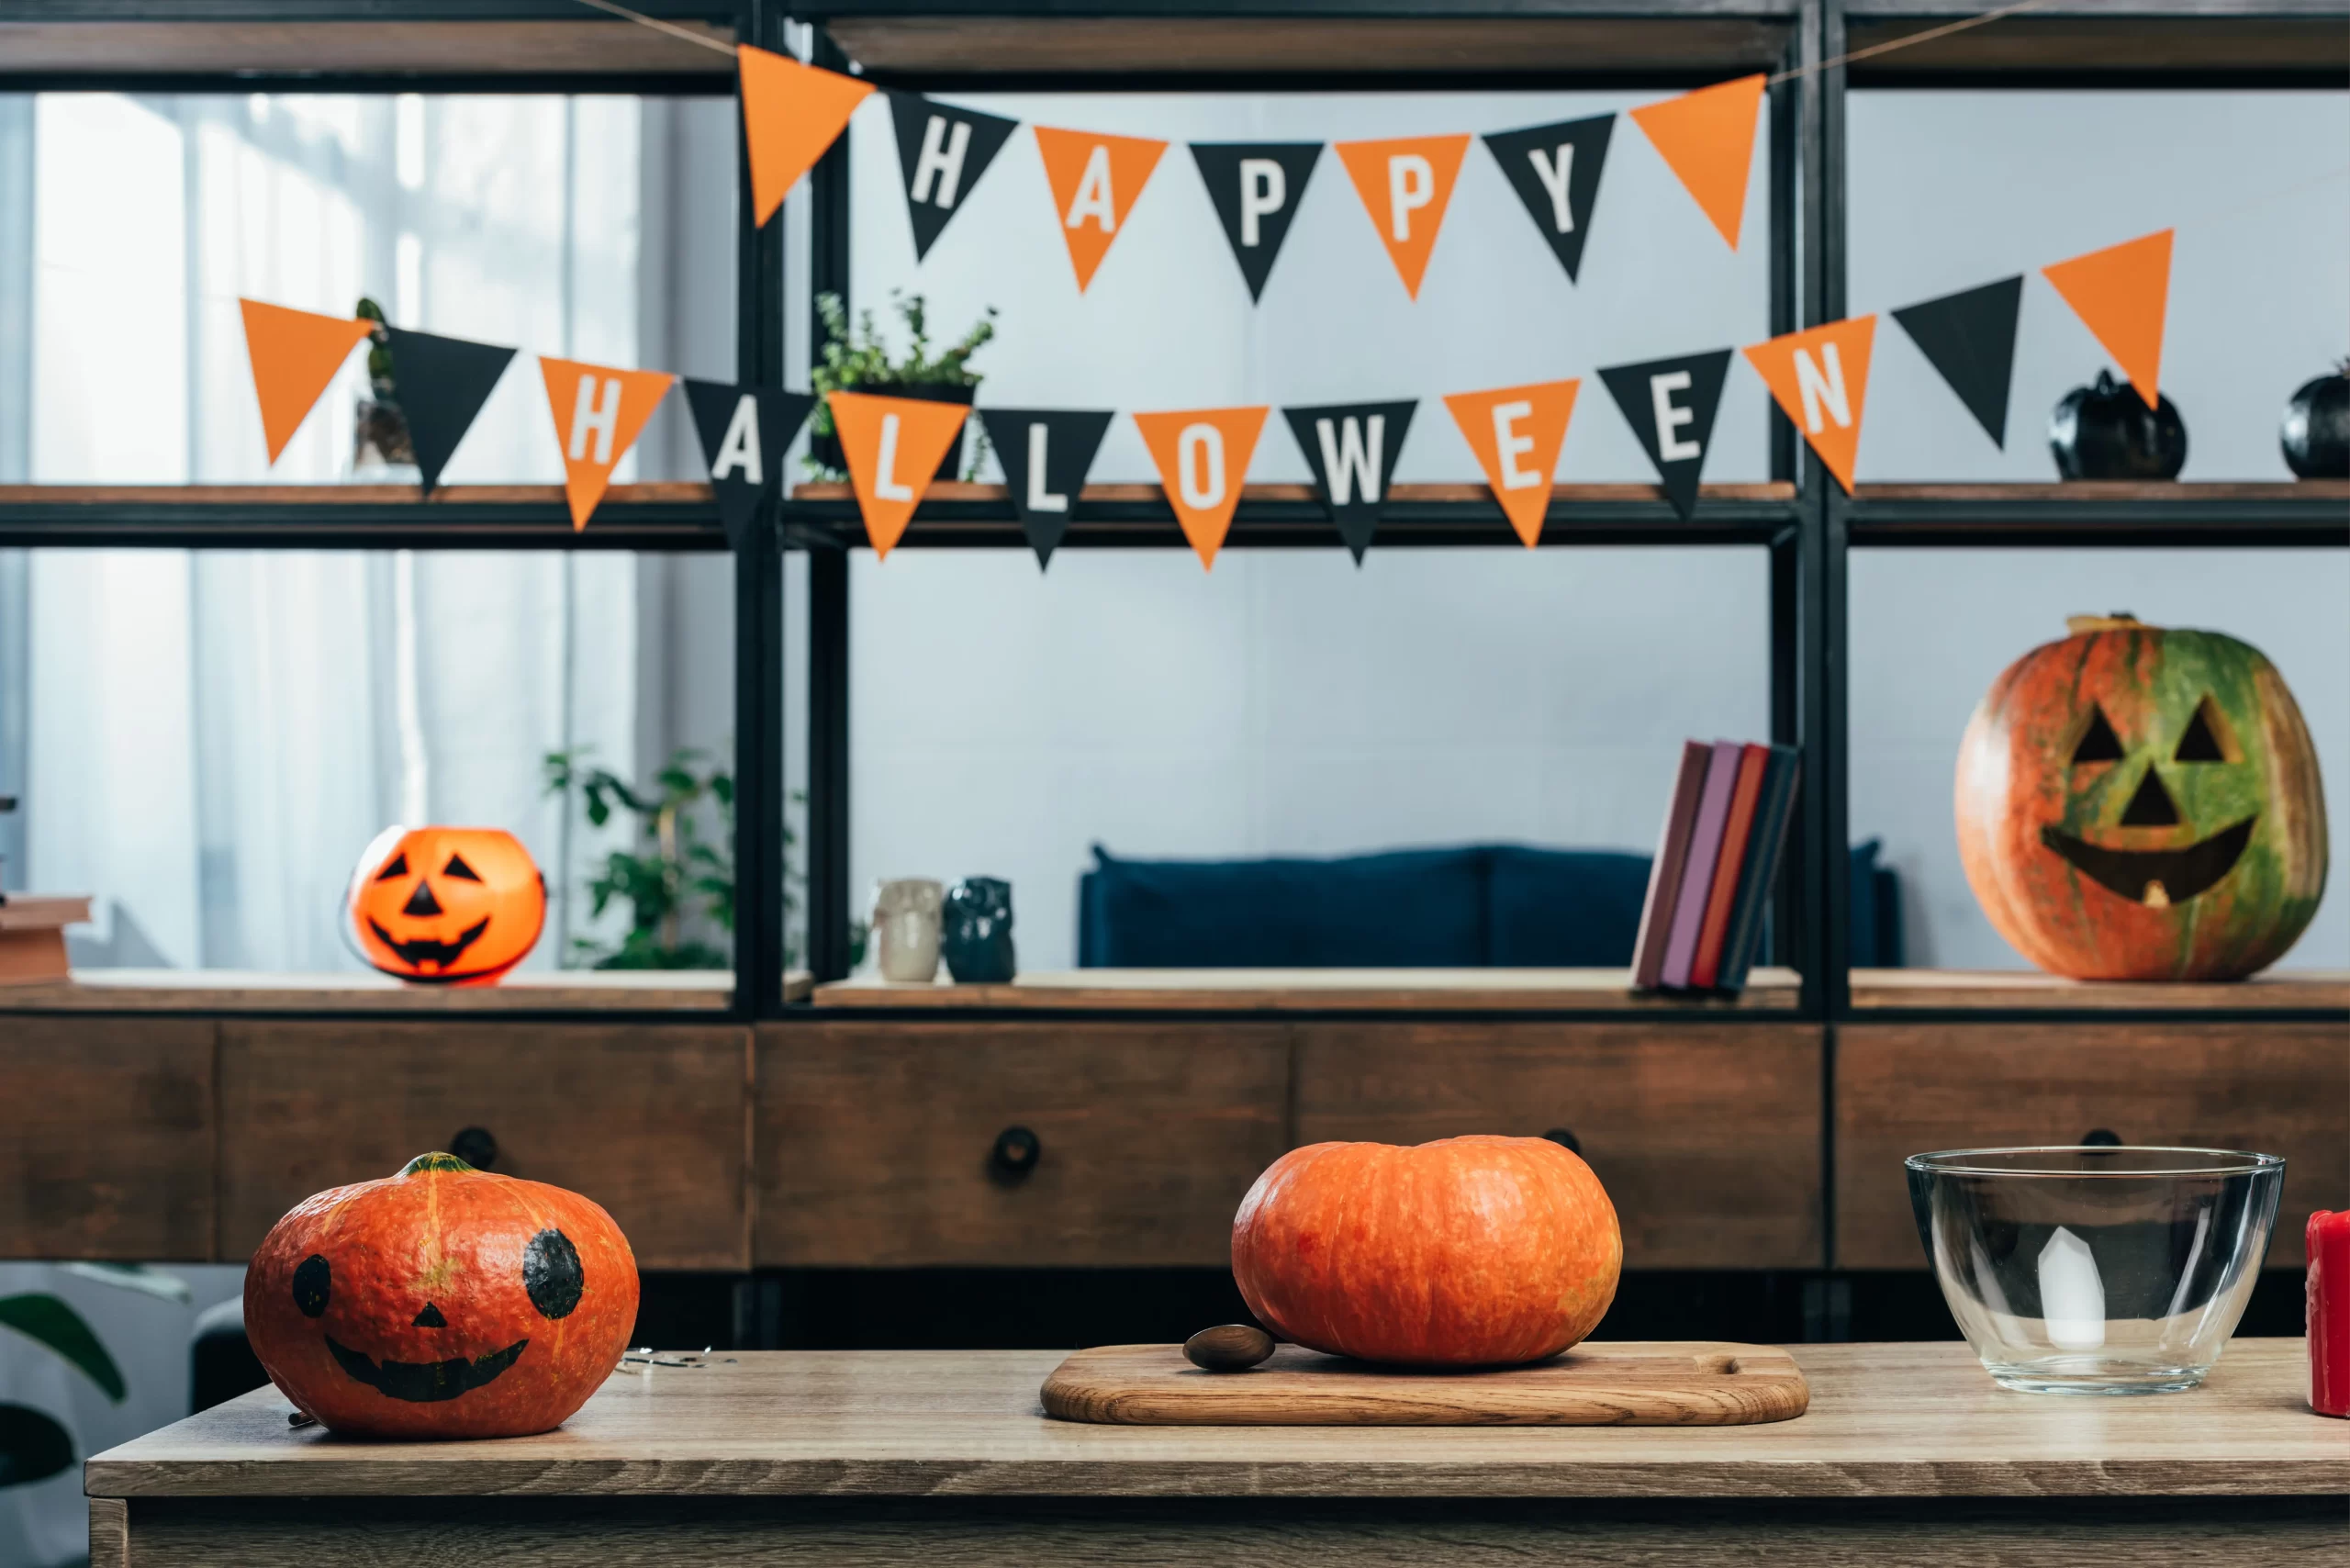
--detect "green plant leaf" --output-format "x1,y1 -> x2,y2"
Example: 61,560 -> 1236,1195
0,1295 -> 125,1401
0,1404 -> 74,1489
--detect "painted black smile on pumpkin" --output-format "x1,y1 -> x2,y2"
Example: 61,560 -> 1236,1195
2040,816 -> 2257,905
326,1336 -> 529,1402
367,915 -> 490,971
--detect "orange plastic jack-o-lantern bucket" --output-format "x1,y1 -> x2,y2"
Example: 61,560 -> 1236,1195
347,826 -> 545,985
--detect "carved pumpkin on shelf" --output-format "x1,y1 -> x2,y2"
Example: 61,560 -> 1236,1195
1230,1136 -> 1621,1368
347,825 -> 544,985
244,1153 -> 638,1439
1956,615 -> 2328,981
2049,370 -> 2188,481
2281,362 -> 2350,479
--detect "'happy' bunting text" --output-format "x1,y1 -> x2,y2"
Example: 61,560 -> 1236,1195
1742,316 -> 1877,494
888,92 -> 1019,260
1133,405 -> 1270,570
979,407 -> 1115,568
1890,275 -> 2022,447
1481,115 -> 1615,284
1441,379 -> 1581,547
1334,134 -> 1472,300
829,389 -> 970,559
685,381 -> 815,548
1282,399 -> 1416,562
1597,349 -> 1733,520
1190,142 -> 1323,303
537,357 -> 677,529
1627,74 -> 1765,250
241,299 -> 375,465
2041,229 -> 2174,406
1034,126 -> 1169,292
382,326 -> 515,494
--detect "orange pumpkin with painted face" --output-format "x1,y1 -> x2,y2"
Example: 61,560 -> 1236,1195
347,825 -> 544,985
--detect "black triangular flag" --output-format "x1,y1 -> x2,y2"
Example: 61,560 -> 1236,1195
1189,142 -> 1322,302
380,327 -> 515,496
1892,274 -> 2022,449
1282,400 -> 1416,562
888,91 -> 1019,261
1597,349 -> 1733,521
684,380 -> 814,549
1481,115 -> 1614,284
979,408 -> 1113,568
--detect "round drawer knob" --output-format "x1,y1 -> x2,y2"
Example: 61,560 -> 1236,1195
990,1125 -> 1041,1181
449,1126 -> 499,1169
1543,1127 -> 1582,1155
2081,1128 -> 2123,1148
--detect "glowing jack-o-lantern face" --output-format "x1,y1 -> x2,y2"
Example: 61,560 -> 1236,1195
347,826 -> 544,985
1957,615 -> 2328,980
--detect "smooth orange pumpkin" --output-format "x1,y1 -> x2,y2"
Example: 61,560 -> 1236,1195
1231,1136 -> 1621,1367
244,1153 -> 637,1439
347,825 -> 545,985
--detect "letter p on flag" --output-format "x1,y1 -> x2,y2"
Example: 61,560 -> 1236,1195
1334,134 -> 1472,299
1742,316 -> 1876,494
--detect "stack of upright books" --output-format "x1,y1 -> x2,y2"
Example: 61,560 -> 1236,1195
1631,740 -> 1801,994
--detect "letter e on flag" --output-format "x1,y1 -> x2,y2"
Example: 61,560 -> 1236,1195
1441,380 -> 1581,546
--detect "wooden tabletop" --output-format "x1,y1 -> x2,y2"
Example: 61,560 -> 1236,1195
0,969 -> 812,1012
812,967 -> 1803,1012
1849,968 -> 2350,1013
87,1340 -> 2344,1501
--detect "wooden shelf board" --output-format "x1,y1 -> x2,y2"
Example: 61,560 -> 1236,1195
1852,481 -> 2350,503
1851,968 -> 2350,1013
790,481 -> 1797,506
1847,13 -> 2350,77
0,968 -> 810,1012
0,19 -> 735,80
812,967 -> 1802,1012
0,483 -> 715,507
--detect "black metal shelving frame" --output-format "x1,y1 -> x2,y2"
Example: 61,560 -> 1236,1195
2,0 -> 2344,1032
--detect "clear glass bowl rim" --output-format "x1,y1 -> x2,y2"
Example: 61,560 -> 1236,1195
1906,1146 -> 2286,1179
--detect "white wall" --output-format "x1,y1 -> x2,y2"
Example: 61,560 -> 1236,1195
838,87 -> 2349,974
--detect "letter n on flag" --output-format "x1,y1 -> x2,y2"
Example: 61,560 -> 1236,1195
1132,406 -> 1270,570
537,358 -> 677,529
1741,316 -> 1877,494
1333,134 -> 1472,299
1440,380 -> 1581,547
1033,127 -> 1168,292
240,298 -> 375,465
828,390 -> 970,559
738,44 -> 874,226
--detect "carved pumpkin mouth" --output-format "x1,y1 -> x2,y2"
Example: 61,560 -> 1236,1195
366,916 -> 490,974
326,1335 -> 529,1403
2039,816 -> 2256,907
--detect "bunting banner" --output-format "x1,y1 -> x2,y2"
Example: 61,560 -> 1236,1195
537,357 -> 677,529
1334,134 -> 1472,299
1481,114 -> 1614,284
1441,379 -> 1580,547
1742,316 -> 1878,494
829,389 -> 970,559
684,381 -> 815,548
381,327 -> 515,494
1891,276 -> 2022,447
1190,141 -> 1322,302
1133,406 -> 1270,570
737,44 -> 873,227
2042,229 -> 2174,405
1597,349 -> 1734,520
1627,73 -> 1764,250
1282,399 -> 1416,563
1034,126 -> 1169,292
979,407 -> 1115,567
888,91 -> 1019,261
240,299 -> 375,465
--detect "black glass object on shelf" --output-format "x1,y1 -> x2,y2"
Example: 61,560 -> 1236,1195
2281,363 -> 2350,479
2049,371 -> 2188,481
943,877 -> 1016,984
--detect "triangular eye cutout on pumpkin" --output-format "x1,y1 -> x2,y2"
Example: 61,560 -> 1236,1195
2174,698 -> 2232,763
373,852 -> 410,882
2070,705 -> 2125,765
2119,767 -> 2181,827
443,854 -> 483,882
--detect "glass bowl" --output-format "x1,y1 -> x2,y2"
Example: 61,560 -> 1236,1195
1906,1147 -> 2284,1395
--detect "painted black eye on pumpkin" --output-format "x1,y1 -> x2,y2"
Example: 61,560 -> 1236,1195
523,1228 -> 584,1320
293,1254 -> 331,1317
443,854 -> 482,882
373,852 -> 409,882
2071,705 -> 2125,765
2175,698 -> 2230,763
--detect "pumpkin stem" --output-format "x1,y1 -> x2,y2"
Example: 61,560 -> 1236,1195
2066,612 -> 2146,634
400,1152 -> 477,1176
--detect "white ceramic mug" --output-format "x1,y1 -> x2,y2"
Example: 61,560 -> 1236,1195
870,878 -> 944,983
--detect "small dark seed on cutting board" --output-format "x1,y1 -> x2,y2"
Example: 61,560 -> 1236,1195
1185,1324 -> 1275,1371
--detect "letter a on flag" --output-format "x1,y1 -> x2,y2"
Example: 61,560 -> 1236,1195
1741,316 -> 1877,495
1033,127 -> 1169,292
241,298 -> 374,465
2041,230 -> 2173,407
829,390 -> 970,559
537,357 -> 677,529
1440,380 -> 1581,547
1133,407 -> 1270,571
1627,74 -> 1765,250
1334,134 -> 1472,299
738,45 -> 874,226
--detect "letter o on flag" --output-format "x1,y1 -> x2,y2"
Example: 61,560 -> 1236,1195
1176,423 -> 1226,510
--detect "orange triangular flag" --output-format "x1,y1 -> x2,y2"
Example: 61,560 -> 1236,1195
829,390 -> 970,559
537,357 -> 677,529
1333,134 -> 1472,299
1132,407 -> 1270,570
240,299 -> 375,465
1741,315 -> 1877,494
1032,126 -> 1169,291
738,44 -> 874,227
2042,230 -> 2173,408
1441,380 -> 1581,547
1628,74 -> 1766,250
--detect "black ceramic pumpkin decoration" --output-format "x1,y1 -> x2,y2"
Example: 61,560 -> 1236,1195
2281,362 -> 2350,479
2049,370 -> 2188,481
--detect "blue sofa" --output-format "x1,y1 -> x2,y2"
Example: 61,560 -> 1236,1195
1077,842 -> 1902,969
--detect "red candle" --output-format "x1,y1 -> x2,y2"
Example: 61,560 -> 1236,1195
2312,1210 -> 2350,1417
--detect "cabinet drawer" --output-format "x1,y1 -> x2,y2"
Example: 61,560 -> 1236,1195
219,1022 -> 750,1269
1837,1023 -> 2350,1270
1294,1023 -> 1824,1269
0,1019 -> 215,1260
756,1022 -> 1291,1267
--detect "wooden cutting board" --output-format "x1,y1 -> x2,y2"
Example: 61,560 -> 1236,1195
1041,1341 -> 1808,1426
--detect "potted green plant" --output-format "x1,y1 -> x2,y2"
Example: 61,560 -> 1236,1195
2,1291 -> 123,1491
806,291 -> 998,482
351,297 -> 419,480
